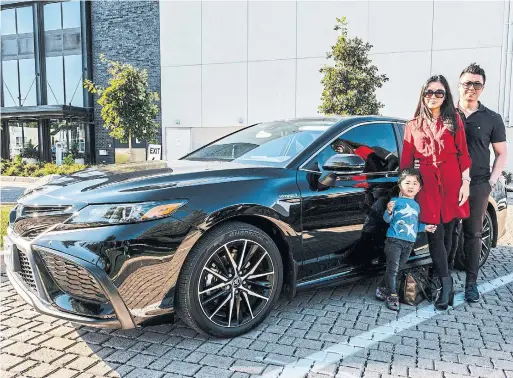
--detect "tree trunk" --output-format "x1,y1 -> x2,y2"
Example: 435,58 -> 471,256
128,131 -> 132,163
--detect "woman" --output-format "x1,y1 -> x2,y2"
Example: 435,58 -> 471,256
400,75 -> 471,310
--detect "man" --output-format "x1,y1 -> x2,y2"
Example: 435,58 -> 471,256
457,63 -> 508,302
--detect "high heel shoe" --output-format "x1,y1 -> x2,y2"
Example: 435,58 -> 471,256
435,276 -> 454,310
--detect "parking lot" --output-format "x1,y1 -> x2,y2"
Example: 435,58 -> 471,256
1,205 -> 513,378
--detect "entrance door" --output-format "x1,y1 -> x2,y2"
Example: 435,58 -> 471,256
165,128 -> 191,160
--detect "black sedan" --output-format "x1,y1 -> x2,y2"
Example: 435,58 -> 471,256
4,116 -> 508,337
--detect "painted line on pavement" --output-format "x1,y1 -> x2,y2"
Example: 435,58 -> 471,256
261,272 -> 513,378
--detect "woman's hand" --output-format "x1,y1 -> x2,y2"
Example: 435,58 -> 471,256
458,181 -> 470,206
425,225 -> 437,233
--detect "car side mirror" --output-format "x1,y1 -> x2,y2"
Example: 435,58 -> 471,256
318,154 -> 366,187
322,154 -> 365,174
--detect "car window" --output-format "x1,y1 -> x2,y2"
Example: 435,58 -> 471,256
304,123 -> 399,173
184,120 -> 336,167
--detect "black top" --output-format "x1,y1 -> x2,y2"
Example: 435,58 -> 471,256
458,102 -> 506,185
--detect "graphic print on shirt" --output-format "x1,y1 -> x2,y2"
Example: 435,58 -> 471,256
396,219 -> 416,238
396,203 -> 419,218
383,197 -> 426,243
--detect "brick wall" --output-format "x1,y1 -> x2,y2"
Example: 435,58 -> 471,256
90,1 -> 161,164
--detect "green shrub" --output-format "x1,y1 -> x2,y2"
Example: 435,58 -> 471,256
21,139 -> 39,159
5,166 -> 21,176
2,161 -> 87,177
63,153 -> 75,166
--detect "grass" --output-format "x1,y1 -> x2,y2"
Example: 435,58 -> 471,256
0,205 -> 13,248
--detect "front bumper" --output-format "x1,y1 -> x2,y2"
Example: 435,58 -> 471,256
4,229 -> 135,329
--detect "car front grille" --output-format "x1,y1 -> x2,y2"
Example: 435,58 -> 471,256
17,249 -> 37,293
12,205 -> 72,240
38,251 -> 107,303
20,205 -> 72,217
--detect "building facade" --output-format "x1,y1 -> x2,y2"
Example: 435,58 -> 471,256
2,1 -> 512,170
159,0 -> 513,170
0,0 -> 161,164
1,0 -> 93,163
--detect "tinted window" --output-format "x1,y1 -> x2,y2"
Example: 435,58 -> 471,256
185,120 -> 336,167
307,123 -> 399,173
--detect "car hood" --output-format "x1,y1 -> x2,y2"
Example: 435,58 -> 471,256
19,160 -> 265,207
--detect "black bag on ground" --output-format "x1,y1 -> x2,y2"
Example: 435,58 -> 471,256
399,266 -> 439,306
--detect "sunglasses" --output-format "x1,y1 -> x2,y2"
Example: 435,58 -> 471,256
460,81 -> 484,90
423,89 -> 446,98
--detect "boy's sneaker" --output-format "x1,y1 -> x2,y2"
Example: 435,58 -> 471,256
386,294 -> 400,311
375,286 -> 388,301
465,282 -> 480,302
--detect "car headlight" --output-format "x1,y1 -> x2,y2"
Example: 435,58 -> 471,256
66,200 -> 187,226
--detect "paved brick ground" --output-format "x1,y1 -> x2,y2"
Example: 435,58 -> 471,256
1,206 -> 512,378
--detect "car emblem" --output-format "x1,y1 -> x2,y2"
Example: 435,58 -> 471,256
232,277 -> 242,288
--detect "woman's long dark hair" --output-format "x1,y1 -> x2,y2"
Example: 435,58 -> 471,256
414,74 -> 459,133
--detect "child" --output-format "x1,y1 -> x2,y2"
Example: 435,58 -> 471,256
376,168 -> 437,311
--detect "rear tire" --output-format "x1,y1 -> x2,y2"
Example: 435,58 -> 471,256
175,221 -> 283,338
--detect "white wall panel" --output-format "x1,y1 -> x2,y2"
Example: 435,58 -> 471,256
161,65 -> 201,128
160,1 -> 201,66
297,1 -> 369,59
191,126 -> 244,150
202,1 -> 248,64
371,51 -> 432,119
296,58 -> 325,117
248,1 -> 296,61
431,47 -> 502,111
368,1 -> 433,54
202,62 -> 247,127
433,1 -> 505,50
248,60 -> 296,124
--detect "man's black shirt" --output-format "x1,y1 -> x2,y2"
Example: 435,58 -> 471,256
457,102 -> 506,185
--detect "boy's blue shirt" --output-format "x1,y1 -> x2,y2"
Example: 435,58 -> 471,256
383,197 -> 426,243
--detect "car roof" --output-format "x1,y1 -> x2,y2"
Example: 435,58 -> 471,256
279,115 -> 407,126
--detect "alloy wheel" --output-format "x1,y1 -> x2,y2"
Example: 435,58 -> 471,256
480,213 -> 492,265
198,239 -> 275,328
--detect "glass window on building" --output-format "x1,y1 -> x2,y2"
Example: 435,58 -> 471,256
1,1 -> 91,164
1,6 -> 37,107
8,120 -> 39,159
44,1 -> 83,107
50,119 -> 86,162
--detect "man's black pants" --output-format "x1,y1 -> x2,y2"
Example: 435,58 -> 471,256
463,181 -> 491,284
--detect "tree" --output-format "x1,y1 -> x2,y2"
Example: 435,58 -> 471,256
319,17 -> 388,116
84,55 -> 160,162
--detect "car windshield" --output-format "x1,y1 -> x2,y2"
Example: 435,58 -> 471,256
183,119 -> 337,167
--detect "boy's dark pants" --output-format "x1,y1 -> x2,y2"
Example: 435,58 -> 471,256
384,238 -> 414,294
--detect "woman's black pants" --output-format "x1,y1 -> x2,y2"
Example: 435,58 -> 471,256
427,219 -> 459,278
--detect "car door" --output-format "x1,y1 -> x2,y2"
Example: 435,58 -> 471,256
297,122 -> 400,284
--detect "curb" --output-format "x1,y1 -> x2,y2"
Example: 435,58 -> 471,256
1,176 -> 39,183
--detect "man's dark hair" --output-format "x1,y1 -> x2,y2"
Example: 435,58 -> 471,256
460,63 -> 486,84
398,168 -> 423,186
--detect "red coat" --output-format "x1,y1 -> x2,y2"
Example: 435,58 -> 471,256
400,115 -> 471,225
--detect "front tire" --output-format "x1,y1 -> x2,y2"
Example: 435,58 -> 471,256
175,221 -> 283,338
